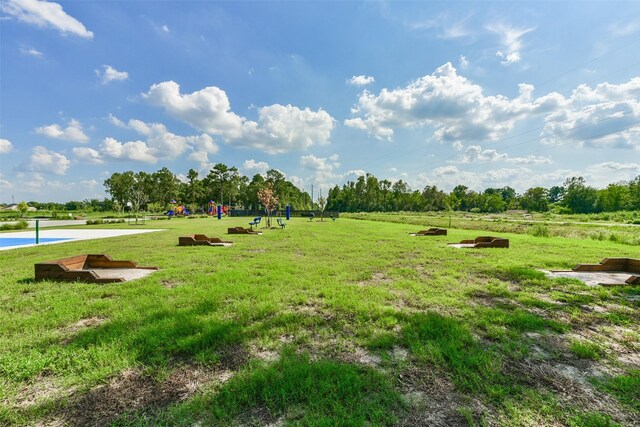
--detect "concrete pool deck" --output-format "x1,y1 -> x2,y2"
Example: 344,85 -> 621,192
0,229 -> 165,251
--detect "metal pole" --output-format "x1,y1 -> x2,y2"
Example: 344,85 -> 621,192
36,219 -> 40,244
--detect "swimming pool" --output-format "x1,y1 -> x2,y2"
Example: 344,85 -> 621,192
0,237 -> 74,248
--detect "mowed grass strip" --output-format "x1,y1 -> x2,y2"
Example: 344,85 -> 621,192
0,216 -> 638,425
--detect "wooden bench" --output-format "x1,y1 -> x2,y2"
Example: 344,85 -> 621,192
277,218 -> 286,229
35,254 -> 158,283
178,234 -> 233,246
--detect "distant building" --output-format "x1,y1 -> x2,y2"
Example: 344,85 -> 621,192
3,203 -> 37,212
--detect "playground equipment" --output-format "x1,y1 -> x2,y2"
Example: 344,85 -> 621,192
165,200 -> 189,217
547,258 -> 640,286
35,254 -> 158,283
178,234 -> 233,246
410,228 -> 447,236
208,201 -> 229,216
448,236 -> 509,248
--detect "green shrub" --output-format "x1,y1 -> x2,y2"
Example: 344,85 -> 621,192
85,218 -> 124,225
0,220 -> 28,231
529,223 -> 550,237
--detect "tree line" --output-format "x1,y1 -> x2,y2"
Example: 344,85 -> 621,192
326,173 -> 640,214
9,166 -> 639,215
103,165 -> 312,214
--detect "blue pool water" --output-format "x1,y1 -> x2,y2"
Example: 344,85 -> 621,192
0,237 -> 74,248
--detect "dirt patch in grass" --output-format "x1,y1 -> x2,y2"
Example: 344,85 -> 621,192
59,363 -> 232,427
218,343 -> 251,370
397,365 -> 494,426
291,300 -> 334,322
414,264 -> 435,280
61,316 -> 107,334
509,359 -> 638,425
234,405 -> 284,426
14,375 -> 73,410
249,343 -> 279,362
356,271 -> 393,287
160,278 -> 184,289
340,346 -> 382,367
59,316 -> 108,345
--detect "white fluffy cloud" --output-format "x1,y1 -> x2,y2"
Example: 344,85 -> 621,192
487,22 -> 534,65
243,159 -> 270,174
100,137 -> 157,163
103,116 -> 218,163
300,154 -> 345,192
584,162 -> 640,187
348,75 -> 375,86
95,65 -> 129,84
346,63 -> 640,151
108,113 -> 126,128
248,104 -> 334,154
458,145 -> 551,165
0,139 -> 13,154
35,119 -> 89,143
143,81 -> 244,137
28,146 -> 70,175
72,147 -> 103,164
188,151 -> 214,172
143,81 -> 335,154
540,78 -> 640,149
1,0 -> 93,39
345,62 -> 535,142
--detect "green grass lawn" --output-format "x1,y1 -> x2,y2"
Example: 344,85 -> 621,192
1,216 -> 639,426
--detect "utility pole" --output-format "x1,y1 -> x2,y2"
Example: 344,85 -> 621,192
311,184 -> 314,208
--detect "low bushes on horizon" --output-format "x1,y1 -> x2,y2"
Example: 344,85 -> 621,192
0,221 -> 28,231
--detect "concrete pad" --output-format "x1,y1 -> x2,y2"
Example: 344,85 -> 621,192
448,243 -> 478,248
545,270 -> 637,286
0,229 -> 165,251
90,268 -> 157,281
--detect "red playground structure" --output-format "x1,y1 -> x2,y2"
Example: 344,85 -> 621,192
165,200 -> 189,217
208,201 -> 229,216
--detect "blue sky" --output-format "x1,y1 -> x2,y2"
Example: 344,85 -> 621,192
1,0 -> 640,203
